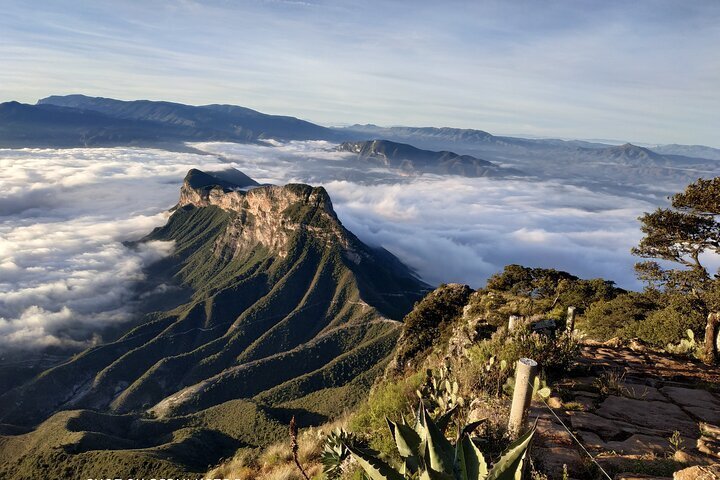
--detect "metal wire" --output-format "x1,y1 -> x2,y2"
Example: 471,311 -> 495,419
527,378 -> 613,480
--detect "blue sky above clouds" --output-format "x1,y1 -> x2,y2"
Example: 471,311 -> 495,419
1,0 -> 719,145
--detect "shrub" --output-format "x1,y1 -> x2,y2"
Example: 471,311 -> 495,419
623,299 -> 706,347
393,284 -> 472,372
485,265 -> 578,298
464,290 -> 536,328
583,290 -> 707,348
582,292 -> 657,340
467,265 -> 620,328
465,325 -> 579,396
485,265 -> 619,307
349,372 -> 424,458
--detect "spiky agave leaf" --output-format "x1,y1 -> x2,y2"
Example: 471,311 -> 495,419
387,417 -> 421,472
435,405 -> 458,434
459,418 -> 487,440
419,406 -> 455,475
456,435 -> 488,480
346,444 -> 405,480
485,426 -> 535,480
420,467 -> 455,480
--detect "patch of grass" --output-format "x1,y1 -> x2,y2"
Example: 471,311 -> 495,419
594,369 -> 628,397
563,401 -> 587,411
600,455 -> 683,478
348,371 -> 424,458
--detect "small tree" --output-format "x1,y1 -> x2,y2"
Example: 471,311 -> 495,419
632,177 -> 720,364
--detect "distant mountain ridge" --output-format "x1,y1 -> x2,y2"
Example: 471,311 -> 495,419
0,168 -> 429,477
650,143 -> 720,161
39,94 -> 337,141
338,139 -> 522,177
343,124 -> 497,144
1,94 -> 717,169
0,95 -> 338,147
337,124 -> 609,150
572,142 -> 716,168
336,125 -> 720,190
0,100 -> 180,147
1,94 -> 718,192
338,124 -> 720,161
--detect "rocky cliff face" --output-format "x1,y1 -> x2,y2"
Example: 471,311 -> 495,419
177,169 -> 358,260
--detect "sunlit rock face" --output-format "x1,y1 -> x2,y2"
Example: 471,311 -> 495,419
177,168 -> 357,259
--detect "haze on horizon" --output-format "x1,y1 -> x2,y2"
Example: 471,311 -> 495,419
1,0 -> 719,147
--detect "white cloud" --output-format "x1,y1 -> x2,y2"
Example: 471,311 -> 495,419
194,141 -> 661,290
0,140 -> 681,351
0,147 -> 222,350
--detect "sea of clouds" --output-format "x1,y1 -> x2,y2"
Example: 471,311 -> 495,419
195,141 -> 657,288
0,141 -> 666,351
0,147 -> 226,350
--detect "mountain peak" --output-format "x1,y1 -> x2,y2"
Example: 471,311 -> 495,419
618,142 -> 646,151
177,168 -> 345,259
184,168 -> 259,191
338,139 -> 518,177
607,142 -> 662,159
576,142 -> 666,165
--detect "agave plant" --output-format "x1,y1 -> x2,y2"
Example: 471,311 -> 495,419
345,406 -> 535,480
321,428 -> 355,479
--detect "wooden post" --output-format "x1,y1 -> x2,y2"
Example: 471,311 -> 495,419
704,312 -> 719,365
508,315 -> 520,332
508,357 -> 538,438
566,306 -> 577,333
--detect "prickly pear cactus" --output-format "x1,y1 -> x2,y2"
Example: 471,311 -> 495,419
416,363 -> 466,418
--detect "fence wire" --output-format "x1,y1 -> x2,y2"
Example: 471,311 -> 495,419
527,378 -> 613,480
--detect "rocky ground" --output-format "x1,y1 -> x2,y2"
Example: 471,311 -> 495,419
531,341 -> 720,479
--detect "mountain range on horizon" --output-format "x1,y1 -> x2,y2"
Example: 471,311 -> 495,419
0,94 -> 717,199
1,94 -> 719,163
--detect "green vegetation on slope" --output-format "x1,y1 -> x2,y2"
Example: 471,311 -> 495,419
0,170 -> 428,477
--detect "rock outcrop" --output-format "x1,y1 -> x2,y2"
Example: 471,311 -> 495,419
177,169 -> 355,259
532,343 -> 720,479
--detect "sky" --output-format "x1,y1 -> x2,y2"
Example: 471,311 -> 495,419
0,0 -> 719,146
0,142 -> 663,350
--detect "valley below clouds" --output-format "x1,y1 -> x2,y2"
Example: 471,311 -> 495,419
0,141 -> 669,351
